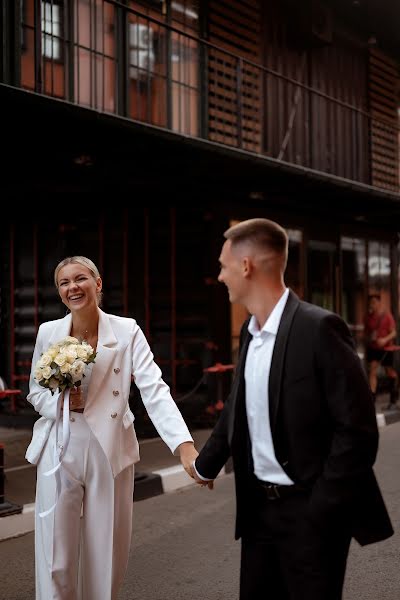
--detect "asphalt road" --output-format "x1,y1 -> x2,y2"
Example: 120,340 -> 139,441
1,422 -> 399,600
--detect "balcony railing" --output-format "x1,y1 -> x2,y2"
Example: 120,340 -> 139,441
3,0 -> 399,194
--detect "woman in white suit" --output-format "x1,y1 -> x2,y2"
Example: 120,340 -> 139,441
25,256 -> 198,600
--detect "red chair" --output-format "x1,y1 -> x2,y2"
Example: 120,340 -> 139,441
0,377 -> 22,414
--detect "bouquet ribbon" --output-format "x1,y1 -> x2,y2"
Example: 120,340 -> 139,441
39,388 -> 72,518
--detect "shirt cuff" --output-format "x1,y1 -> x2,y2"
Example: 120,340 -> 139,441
193,461 -> 213,481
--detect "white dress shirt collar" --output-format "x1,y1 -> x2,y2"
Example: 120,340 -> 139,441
248,288 -> 289,338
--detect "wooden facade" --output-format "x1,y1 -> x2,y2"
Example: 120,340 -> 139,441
1,0 -> 399,431
3,0 -> 398,188
369,48 -> 400,191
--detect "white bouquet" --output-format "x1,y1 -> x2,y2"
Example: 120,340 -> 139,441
34,336 -> 97,394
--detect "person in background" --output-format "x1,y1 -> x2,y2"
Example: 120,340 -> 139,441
25,255 -> 198,600
193,218 -> 393,600
364,293 -> 398,408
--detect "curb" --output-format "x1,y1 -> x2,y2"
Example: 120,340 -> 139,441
376,409 -> 400,428
376,413 -> 386,428
0,502 -> 35,541
0,464 -> 230,542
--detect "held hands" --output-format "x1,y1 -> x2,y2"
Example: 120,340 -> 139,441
178,442 -> 214,489
193,467 -> 214,490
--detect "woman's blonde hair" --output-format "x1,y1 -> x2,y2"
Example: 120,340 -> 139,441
54,256 -> 102,305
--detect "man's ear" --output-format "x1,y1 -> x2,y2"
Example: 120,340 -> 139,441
242,256 -> 253,278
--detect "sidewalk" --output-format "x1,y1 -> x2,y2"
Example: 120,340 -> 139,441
0,427 -> 222,541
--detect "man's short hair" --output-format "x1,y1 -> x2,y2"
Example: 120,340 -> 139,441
224,218 -> 288,259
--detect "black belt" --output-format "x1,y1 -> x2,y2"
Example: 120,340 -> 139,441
255,479 -> 307,501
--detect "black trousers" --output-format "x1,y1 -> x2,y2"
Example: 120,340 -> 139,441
240,484 -> 351,600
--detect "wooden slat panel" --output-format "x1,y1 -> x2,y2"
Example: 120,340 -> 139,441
372,151 -> 398,164
208,132 -> 239,145
371,137 -> 398,152
209,96 -> 260,116
210,13 -> 260,43
209,64 -> 262,86
370,72 -> 398,95
218,0 -> 260,20
369,48 -> 399,191
370,47 -> 398,70
211,3 -> 261,32
370,82 -> 399,109
369,57 -> 398,80
369,91 -> 397,111
208,0 -> 262,153
208,28 -> 259,58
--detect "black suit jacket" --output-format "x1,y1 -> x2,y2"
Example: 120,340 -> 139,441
196,291 -> 394,545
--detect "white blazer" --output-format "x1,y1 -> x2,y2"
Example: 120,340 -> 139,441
25,308 -> 193,477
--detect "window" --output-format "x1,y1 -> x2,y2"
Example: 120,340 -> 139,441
42,1 -> 62,60
129,23 -> 156,79
285,229 -> 303,298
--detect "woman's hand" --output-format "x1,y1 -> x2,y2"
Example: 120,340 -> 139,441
178,442 -> 198,478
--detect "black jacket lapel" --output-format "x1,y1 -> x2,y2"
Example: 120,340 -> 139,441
228,325 -> 252,445
268,290 -> 300,433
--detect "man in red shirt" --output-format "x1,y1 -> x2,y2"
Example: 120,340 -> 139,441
364,294 -> 398,407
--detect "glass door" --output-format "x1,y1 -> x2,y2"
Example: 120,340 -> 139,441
341,236 -> 367,358
307,239 -> 337,312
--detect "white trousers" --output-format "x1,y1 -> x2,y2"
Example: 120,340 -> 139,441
35,413 -> 134,600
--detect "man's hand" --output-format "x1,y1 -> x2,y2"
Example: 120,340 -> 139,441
192,462 -> 214,490
178,442 -> 198,478
194,475 -> 214,490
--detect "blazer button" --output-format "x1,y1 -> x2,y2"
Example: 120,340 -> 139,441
70,416 -> 75,422
113,390 -> 119,396
114,368 -> 120,374
111,412 -> 117,418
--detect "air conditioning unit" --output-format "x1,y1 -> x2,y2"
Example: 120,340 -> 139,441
129,23 -> 155,79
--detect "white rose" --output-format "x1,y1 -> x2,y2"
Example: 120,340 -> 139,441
82,342 -> 94,354
34,367 -> 43,381
54,353 -> 67,367
70,361 -> 85,383
47,347 -> 58,360
56,335 -> 79,347
76,346 -> 88,360
41,366 -> 53,380
60,362 -> 71,374
65,348 -> 78,364
39,353 -> 52,367
63,336 -> 80,345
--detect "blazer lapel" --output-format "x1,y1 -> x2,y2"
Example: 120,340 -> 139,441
228,330 -> 251,445
268,290 -> 300,433
48,313 -> 72,346
86,309 -> 118,405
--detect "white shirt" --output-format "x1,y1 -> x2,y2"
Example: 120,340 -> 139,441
245,287 -> 293,484
195,288 -> 293,485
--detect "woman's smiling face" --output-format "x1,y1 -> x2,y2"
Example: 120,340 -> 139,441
57,263 -> 102,312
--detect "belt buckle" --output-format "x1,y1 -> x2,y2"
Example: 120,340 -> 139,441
265,484 -> 280,500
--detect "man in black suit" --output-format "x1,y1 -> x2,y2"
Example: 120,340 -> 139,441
193,218 -> 393,600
